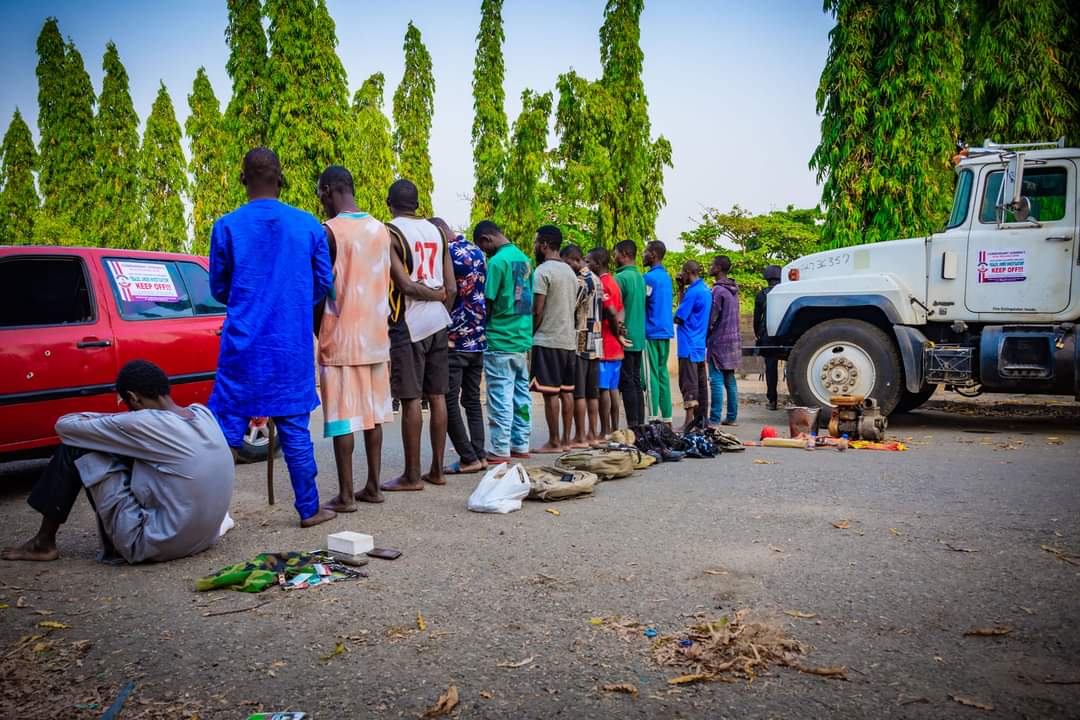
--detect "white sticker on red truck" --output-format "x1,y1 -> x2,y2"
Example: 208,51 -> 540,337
106,260 -> 179,301
976,249 -> 1026,284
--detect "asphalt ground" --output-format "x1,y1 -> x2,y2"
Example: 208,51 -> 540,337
1,393 -> 1078,719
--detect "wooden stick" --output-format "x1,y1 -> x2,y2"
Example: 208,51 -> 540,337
202,600 -> 271,618
266,418 -> 276,506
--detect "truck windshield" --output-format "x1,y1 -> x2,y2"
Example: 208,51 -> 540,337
946,169 -> 973,228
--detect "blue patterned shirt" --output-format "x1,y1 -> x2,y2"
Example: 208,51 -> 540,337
448,237 -> 487,352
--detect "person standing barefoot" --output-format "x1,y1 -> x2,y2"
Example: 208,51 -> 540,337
315,166 -> 397,511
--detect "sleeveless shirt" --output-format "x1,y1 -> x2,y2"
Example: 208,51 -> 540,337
318,212 -> 391,365
387,216 -> 451,344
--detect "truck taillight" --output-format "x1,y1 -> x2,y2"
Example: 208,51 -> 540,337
788,268 -> 800,281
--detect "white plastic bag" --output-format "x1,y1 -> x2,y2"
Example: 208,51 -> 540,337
466,463 -> 530,514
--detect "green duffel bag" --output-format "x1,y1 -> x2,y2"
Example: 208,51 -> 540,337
525,466 -> 599,501
554,448 -> 637,481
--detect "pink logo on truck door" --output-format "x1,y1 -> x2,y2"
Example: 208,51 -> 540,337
976,249 -> 1026,283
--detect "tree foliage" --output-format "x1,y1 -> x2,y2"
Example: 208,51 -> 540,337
393,22 -> 436,217
265,0 -> 352,215
812,0 -> 961,248
224,0 -> 270,205
597,0 -> 671,246
470,0 -> 508,224
347,73 -> 395,220
0,109 -> 39,245
35,20 -> 96,244
91,42 -> 142,249
495,89 -> 552,249
187,68 -> 231,255
140,83 -> 188,252
961,0 -> 1079,145
678,205 -> 824,301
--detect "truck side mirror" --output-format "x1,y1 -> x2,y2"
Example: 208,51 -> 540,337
997,152 -> 1030,225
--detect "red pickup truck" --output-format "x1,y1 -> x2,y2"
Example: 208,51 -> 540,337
0,246 -> 269,460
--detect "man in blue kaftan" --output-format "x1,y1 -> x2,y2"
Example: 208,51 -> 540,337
209,147 -> 337,528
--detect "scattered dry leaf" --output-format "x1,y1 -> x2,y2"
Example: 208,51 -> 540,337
0,604 -> 8,609
790,663 -> 847,679
37,621 -> 70,630
767,545 -> 784,553
479,690 -> 493,700
753,458 -> 776,465
601,683 -> 638,697
31,610 -> 53,616
889,528 -> 901,536
831,520 -> 850,530
1018,606 -> 1035,615
942,542 -> 978,553
951,694 -> 993,711
545,508 -> 560,516
497,656 -> 535,669
16,597 -> 27,608
1046,437 -> 1063,445
963,625 -> 1012,637
422,685 -> 459,718
1040,544 -> 1080,566
416,611 -> 427,632
319,642 -> 346,662
668,674 -> 714,685
703,569 -> 729,576
783,610 -> 818,620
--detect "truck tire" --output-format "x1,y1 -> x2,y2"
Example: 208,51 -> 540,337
787,319 -> 903,415
235,418 -> 278,464
893,385 -> 937,414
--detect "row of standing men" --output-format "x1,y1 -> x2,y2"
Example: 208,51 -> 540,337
206,148 -> 753,527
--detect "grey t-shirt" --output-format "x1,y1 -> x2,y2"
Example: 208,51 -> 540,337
532,259 -> 578,351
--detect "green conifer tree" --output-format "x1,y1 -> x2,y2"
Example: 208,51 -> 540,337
547,71 -> 614,243
495,89 -> 552,249
470,0 -> 508,224
0,109 -> 39,245
140,83 -> 188,252
224,0 -> 270,205
347,73 -> 395,220
597,0 -> 670,247
868,0 -> 962,244
265,0 -> 352,214
91,42 -> 142,249
35,19 -> 65,214
35,21 -> 96,244
393,22 -> 436,217
187,68 -> 231,255
961,0 -> 1078,144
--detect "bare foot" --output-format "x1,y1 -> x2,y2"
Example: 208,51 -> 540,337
532,442 -> 563,454
300,507 -> 337,528
569,439 -> 590,448
355,488 -> 385,504
422,472 -> 447,486
446,461 -> 485,475
1,538 -> 60,562
323,496 -> 357,513
381,475 -> 425,492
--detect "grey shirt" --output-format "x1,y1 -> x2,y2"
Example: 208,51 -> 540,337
532,259 -> 578,351
57,404 -> 234,563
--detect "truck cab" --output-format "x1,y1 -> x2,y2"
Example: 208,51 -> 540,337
764,139 -> 1079,415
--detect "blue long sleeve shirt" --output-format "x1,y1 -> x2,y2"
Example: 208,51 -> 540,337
209,198 -> 333,417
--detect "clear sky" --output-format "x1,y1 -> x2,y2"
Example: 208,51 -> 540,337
0,0 -> 834,246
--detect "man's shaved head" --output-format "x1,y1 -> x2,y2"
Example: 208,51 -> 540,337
318,165 -> 354,195
387,179 -> 420,213
242,147 -> 283,193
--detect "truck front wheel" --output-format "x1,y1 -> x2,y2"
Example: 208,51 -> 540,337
787,319 -> 903,415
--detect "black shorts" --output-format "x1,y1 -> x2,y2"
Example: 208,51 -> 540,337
530,346 -> 576,395
390,329 -> 449,400
679,357 -> 705,407
574,356 -> 599,400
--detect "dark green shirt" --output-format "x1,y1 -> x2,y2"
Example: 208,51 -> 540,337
615,264 -> 646,352
484,243 -> 533,353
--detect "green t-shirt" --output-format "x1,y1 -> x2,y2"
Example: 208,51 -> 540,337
615,264 -> 646,352
484,243 -> 533,352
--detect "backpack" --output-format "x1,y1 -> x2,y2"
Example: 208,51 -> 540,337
554,448 -> 637,480
525,466 -> 599,501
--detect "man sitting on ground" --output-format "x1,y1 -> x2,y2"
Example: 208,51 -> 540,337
2,360 -> 234,564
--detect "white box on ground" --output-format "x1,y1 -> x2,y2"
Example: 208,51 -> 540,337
327,531 -> 374,556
